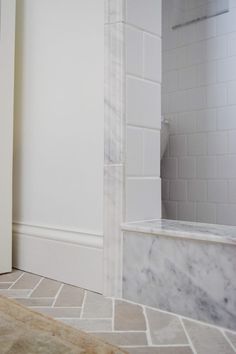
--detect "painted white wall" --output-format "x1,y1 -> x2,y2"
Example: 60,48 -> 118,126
162,0 -> 236,226
14,0 -> 104,235
125,0 -> 162,221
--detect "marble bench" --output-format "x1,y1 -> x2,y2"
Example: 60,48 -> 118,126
122,219 -> 236,331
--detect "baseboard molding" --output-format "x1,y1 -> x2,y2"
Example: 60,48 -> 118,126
12,223 -> 103,293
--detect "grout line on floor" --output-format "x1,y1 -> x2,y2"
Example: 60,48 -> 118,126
221,330 -> 236,353
8,272 -> 25,289
28,277 -> 44,298
142,305 -> 152,346
52,283 -> 64,307
80,290 -> 87,319
179,317 -> 197,354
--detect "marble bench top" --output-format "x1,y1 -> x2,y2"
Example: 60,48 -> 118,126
121,219 -> 236,245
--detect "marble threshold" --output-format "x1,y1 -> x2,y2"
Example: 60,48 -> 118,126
121,219 -> 236,246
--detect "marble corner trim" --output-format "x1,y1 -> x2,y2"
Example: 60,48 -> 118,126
123,231 -> 236,331
105,0 -> 125,24
103,0 -> 126,298
121,219 -> 236,246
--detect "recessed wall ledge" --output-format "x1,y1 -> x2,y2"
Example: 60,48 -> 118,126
121,219 -> 236,246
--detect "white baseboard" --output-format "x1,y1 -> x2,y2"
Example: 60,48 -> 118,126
12,222 -> 103,293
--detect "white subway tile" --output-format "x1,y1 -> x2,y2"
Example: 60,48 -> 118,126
126,178 -> 161,221
127,77 -> 161,129
126,127 -> 143,176
197,62 -> 217,86
170,180 -> 188,201
217,106 -> 236,130
126,26 -> 143,76
217,204 -> 236,225
196,203 -> 216,224
143,34 -> 161,83
205,36 -> 227,61
169,135 -> 187,157
177,112 -> 197,134
228,32 -> 236,57
179,66 -> 197,90
216,8 -> 236,35
161,158 -> 178,179
206,84 -> 227,108
178,157 -> 196,179
162,179 -> 169,200
196,109 -> 217,132
229,130 -> 236,153
217,155 -> 236,178
188,133 -> 208,155
188,180 -> 207,202
229,180 -> 236,203
197,157 -> 217,178
163,201 -> 177,220
228,81 -> 236,105
208,131 -> 228,155
207,180 -> 228,203
143,130 -> 160,176
126,0 -> 162,36
177,202 -> 196,221
162,70 -> 179,93
217,57 -> 236,82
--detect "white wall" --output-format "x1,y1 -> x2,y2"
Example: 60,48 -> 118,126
162,0 -> 236,226
125,0 -> 162,221
14,0 -> 104,235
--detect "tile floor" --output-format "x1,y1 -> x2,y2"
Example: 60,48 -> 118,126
0,269 -> 236,354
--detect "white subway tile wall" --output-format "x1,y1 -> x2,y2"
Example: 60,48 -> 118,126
125,0 -> 162,221
162,0 -> 236,226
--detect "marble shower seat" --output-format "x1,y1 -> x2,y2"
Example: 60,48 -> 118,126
122,219 -> 236,331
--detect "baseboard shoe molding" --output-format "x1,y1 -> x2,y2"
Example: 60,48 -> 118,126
13,222 -> 103,249
12,222 -> 103,293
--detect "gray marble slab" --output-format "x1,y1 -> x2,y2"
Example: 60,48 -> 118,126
122,219 -> 236,245
123,231 -> 236,330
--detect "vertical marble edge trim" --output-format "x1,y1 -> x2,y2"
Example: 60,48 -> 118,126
104,21 -> 125,165
104,0 -> 126,24
103,165 -> 124,297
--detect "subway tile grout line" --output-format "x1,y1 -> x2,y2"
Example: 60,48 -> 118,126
80,290 -> 87,319
221,330 -> 236,352
51,284 -> 64,307
8,272 -> 25,289
179,317 -> 197,354
142,306 -> 152,346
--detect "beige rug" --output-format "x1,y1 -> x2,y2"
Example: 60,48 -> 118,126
0,295 -> 127,354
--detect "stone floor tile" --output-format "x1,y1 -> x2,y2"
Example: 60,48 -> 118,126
225,331 -> 236,350
12,272 -> 42,289
82,291 -> 112,318
146,308 -> 188,345
54,284 -> 84,307
183,319 -> 235,354
17,297 -> 54,307
31,278 -> 61,298
61,318 -> 112,332
35,307 -> 81,318
92,332 -> 147,346
114,300 -> 146,331
123,346 -> 193,354
0,269 -> 22,282
0,283 -> 12,289
0,289 -> 31,298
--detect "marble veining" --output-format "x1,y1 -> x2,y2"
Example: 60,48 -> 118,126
123,231 -> 236,330
122,219 -> 236,245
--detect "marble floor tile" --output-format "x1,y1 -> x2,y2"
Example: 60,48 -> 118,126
61,318 -> 112,332
82,291 -> 112,318
0,269 -> 22,282
54,284 -> 84,307
114,300 -> 146,331
123,347 -> 193,354
146,308 -> 188,345
183,319 -> 235,354
31,278 -> 61,298
12,272 -> 42,289
35,307 -> 81,318
0,289 -> 31,298
0,283 -> 12,289
17,297 -> 54,307
93,332 -> 147,346
225,331 -> 236,350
